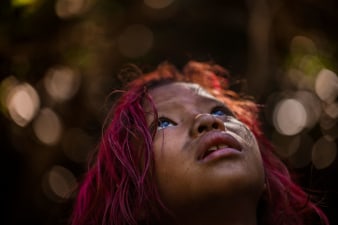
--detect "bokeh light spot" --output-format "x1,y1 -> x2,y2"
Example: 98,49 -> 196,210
117,24 -> 154,58
298,54 -> 323,77
319,111 -> 338,141
312,137 -> 337,169
0,76 -> 18,114
33,108 -> 62,145
290,35 -> 317,55
44,66 -> 81,102
42,165 -> 77,202
55,0 -> 95,18
287,68 -> 313,90
144,0 -> 175,9
6,83 -> 40,127
319,112 -> 336,130
272,132 -> 300,158
295,90 -> 322,129
288,134 -> 313,168
273,98 -> 307,135
324,102 -> 338,119
315,68 -> 338,103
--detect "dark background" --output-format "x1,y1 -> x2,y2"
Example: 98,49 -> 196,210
1,0 -> 337,224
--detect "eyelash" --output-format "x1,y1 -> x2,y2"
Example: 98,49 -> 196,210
155,105 -> 233,130
157,117 -> 176,130
211,105 -> 233,117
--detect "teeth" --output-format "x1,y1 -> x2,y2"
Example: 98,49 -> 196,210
207,146 -> 218,151
207,145 -> 229,152
218,144 -> 229,149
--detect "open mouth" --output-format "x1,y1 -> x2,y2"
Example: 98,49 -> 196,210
197,132 -> 242,160
202,144 -> 230,158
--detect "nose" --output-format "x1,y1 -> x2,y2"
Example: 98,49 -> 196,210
190,113 -> 226,137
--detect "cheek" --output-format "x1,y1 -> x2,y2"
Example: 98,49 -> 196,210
248,141 -> 265,192
227,119 -> 259,150
235,119 -> 255,138
228,123 -> 265,188
247,131 -> 264,171
152,131 -> 193,202
153,141 -> 187,173
152,129 -> 187,161
152,132 -> 182,177
246,134 -> 264,175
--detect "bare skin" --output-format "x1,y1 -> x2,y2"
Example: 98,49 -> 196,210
145,82 -> 265,225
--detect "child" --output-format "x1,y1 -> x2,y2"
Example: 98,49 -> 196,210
70,61 -> 329,225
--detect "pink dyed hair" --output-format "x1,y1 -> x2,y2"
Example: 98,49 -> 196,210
70,61 -> 329,225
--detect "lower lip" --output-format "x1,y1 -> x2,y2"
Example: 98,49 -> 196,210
200,148 -> 241,163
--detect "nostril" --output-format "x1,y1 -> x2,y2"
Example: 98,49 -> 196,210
198,125 -> 207,133
192,114 -> 226,137
212,123 -> 219,129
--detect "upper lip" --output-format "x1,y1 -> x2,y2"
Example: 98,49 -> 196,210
196,131 -> 242,160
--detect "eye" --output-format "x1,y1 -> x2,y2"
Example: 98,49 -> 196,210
211,106 -> 233,117
157,117 -> 176,130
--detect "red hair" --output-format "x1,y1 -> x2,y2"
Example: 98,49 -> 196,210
70,61 -> 329,225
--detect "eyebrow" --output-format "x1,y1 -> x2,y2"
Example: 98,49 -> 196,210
155,95 -> 233,114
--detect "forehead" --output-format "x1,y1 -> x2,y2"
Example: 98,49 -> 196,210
148,82 -> 217,106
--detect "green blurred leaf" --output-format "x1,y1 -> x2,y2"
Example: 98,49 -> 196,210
12,0 -> 37,7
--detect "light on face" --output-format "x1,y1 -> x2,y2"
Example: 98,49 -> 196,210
6,83 -> 40,127
312,137 -> 337,169
273,98 -> 307,136
33,108 -> 62,145
117,24 -> 154,58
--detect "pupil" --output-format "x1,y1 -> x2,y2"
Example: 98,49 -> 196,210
213,110 -> 224,116
159,120 -> 169,127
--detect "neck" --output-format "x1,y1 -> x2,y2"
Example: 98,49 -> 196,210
162,197 -> 258,225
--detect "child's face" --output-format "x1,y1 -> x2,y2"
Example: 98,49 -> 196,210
145,82 -> 265,213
